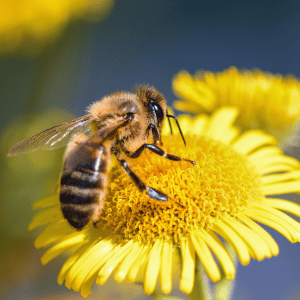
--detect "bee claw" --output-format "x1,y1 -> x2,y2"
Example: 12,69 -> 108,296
146,186 -> 168,201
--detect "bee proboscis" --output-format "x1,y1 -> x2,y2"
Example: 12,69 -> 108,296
8,85 -> 195,230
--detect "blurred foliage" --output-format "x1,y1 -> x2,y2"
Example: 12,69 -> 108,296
0,0 -> 115,56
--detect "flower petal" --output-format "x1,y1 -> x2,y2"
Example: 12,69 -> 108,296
262,180 -> 300,195
205,107 -> 239,140
41,232 -> 88,265
57,241 -> 95,286
246,208 -> 299,243
28,206 -> 62,230
160,239 -> 173,294
144,239 -> 163,295
261,170 -> 300,185
213,220 -> 250,265
190,232 -> 221,282
263,199 -> 300,218
238,214 -> 279,256
248,146 -> 282,163
197,229 -> 235,280
253,156 -> 300,174
79,243 -> 119,297
32,194 -> 58,210
232,131 -> 276,155
97,240 -> 135,285
256,204 -> 300,235
34,220 -> 75,248
127,244 -> 150,283
65,237 -> 114,290
114,241 -> 144,283
179,238 -> 196,293
224,218 -> 271,260
189,115 -> 208,135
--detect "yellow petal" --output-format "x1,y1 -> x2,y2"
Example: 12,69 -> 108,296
32,194 -> 58,210
259,164 -> 297,175
205,107 -> 239,140
232,130 -> 276,155
224,218 -> 271,260
144,239 -> 163,295
65,237 -> 114,290
198,229 -> 235,280
261,170 -> 300,185
80,243 -> 119,296
262,180 -> 300,195
238,214 -> 279,256
127,244 -> 150,283
248,146 -> 282,163
97,240 -> 135,285
34,220 -> 74,248
114,241 -> 144,283
41,232 -> 87,265
190,232 -> 221,282
213,220 -> 250,265
254,156 -> 300,174
246,209 -> 297,243
57,241 -> 94,286
179,238 -> 196,294
28,206 -> 62,230
263,199 -> 300,218
257,205 -> 300,236
216,127 -> 240,145
159,239 -> 173,294
190,115 -> 209,135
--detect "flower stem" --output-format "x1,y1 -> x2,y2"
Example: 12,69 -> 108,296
152,291 -> 184,300
213,241 -> 238,300
189,257 -> 213,300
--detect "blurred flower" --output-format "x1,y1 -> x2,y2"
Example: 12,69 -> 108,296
173,67 -> 300,146
29,107 -> 300,297
0,0 -> 114,56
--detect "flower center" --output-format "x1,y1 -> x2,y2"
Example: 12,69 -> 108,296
101,135 -> 264,244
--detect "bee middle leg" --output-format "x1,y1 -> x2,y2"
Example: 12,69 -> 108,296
118,159 -> 168,201
129,144 -> 196,165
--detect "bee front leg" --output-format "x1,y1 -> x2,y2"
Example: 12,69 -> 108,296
129,144 -> 196,165
118,159 -> 168,201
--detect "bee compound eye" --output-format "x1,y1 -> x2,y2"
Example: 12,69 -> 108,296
150,102 -> 164,124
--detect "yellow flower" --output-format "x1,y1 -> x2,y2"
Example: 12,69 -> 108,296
0,0 -> 114,55
173,67 -> 300,145
29,107 -> 300,297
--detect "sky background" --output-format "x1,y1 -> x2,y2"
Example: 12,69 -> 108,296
1,0 -> 300,299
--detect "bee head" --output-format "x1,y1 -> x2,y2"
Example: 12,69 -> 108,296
135,85 -> 167,143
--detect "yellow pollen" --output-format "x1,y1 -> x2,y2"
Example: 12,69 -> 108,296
101,135 -> 264,244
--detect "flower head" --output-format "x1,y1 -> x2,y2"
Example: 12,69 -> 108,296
173,67 -> 300,145
29,107 -> 300,297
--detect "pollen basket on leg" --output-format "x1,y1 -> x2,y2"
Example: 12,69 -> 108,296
101,135 -> 264,244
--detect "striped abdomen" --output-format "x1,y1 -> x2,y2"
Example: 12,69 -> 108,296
60,142 -> 110,230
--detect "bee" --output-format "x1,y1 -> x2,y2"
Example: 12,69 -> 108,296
7,85 -> 195,230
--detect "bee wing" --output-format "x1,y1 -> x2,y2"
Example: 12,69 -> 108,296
7,115 -> 92,157
63,115 -> 131,172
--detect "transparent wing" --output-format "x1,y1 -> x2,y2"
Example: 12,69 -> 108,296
7,115 -> 92,156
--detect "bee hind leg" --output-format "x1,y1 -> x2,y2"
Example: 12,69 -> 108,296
118,159 -> 168,201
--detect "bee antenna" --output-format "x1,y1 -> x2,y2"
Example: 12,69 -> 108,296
166,109 -> 173,135
166,114 -> 186,146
